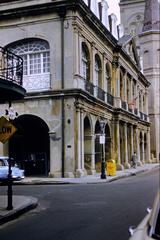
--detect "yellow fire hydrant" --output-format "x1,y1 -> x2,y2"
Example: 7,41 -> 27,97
106,160 -> 116,176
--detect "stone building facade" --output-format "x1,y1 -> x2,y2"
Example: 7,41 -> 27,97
120,0 -> 160,162
0,0 -> 151,177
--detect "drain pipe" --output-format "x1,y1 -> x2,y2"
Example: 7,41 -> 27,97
58,7 -> 66,178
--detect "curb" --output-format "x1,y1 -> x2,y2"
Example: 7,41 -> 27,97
0,197 -> 38,226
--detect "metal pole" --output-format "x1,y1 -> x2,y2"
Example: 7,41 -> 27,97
101,140 -> 106,179
7,157 -> 13,210
7,99 -> 13,210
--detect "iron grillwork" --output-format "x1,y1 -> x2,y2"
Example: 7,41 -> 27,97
0,46 -> 23,86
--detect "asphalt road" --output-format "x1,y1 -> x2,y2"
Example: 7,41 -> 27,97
0,168 -> 159,240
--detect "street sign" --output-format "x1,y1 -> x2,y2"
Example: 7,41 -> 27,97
100,134 -> 105,144
0,116 -> 17,144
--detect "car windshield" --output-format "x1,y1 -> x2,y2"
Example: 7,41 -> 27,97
149,191 -> 160,239
0,157 -> 18,167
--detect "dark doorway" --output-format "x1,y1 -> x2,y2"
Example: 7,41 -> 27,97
9,114 -> 50,176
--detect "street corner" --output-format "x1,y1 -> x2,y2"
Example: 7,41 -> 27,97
0,195 -> 38,225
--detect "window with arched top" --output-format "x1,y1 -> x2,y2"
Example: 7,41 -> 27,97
120,71 -> 123,99
94,54 -> 101,87
81,43 -> 90,81
8,39 -> 50,92
139,92 -> 142,111
143,50 -> 149,69
157,49 -> 160,65
105,64 -> 111,94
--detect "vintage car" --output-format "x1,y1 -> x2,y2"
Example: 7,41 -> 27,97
129,190 -> 160,240
0,156 -> 24,181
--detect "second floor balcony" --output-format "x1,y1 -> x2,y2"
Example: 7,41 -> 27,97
78,78 -> 149,122
0,46 -> 26,102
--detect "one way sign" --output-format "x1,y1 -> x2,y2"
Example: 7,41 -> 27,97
0,116 -> 17,144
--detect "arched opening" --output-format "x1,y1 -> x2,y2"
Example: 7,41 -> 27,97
144,133 -> 147,163
140,132 -> 143,162
120,122 -> 124,165
81,42 -> 90,81
84,116 -> 92,174
95,120 -> 101,172
104,123 -> 111,161
95,54 -> 102,88
7,38 -> 50,92
120,70 -> 123,99
105,63 -> 111,94
9,114 -> 50,176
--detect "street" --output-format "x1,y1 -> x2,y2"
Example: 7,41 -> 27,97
0,168 -> 159,240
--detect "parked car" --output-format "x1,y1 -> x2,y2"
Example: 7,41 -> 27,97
0,156 -> 24,181
129,190 -> 160,240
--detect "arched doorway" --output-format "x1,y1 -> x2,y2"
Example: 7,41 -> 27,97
105,123 -> 111,161
144,133 -> 147,163
95,121 -> 101,172
140,131 -> 143,162
9,114 -> 50,176
84,116 -> 92,174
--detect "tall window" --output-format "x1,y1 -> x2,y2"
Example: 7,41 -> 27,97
9,40 -> 50,76
106,64 -> 111,93
81,43 -> 90,81
95,55 -> 101,86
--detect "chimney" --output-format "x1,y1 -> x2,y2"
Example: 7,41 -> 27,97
109,13 -> 118,39
99,0 -> 109,30
90,0 -> 100,19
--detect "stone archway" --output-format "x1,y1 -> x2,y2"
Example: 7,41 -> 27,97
140,131 -> 143,162
9,114 -> 50,176
105,123 -> 111,161
95,121 -> 101,172
84,116 -> 92,174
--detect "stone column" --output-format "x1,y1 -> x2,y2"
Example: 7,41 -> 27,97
146,129 -> 151,163
91,134 -> 96,175
81,109 -> 85,171
91,41 -> 96,86
73,26 -> 80,77
141,131 -> 145,164
130,125 -> 134,157
114,64 -> 121,108
124,71 -> 127,102
124,123 -> 130,168
114,119 -> 124,170
75,108 -> 84,177
136,128 -> 142,166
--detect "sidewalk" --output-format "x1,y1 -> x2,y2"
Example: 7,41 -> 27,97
0,163 -> 159,225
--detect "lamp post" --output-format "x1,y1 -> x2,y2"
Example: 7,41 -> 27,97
100,120 -> 106,179
5,103 -> 18,210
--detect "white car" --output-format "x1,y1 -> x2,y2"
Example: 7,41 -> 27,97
0,156 -> 24,181
129,190 -> 160,240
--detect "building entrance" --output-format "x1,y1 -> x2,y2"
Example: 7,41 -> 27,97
9,114 -> 50,176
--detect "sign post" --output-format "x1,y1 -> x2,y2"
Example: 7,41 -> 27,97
0,116 -> 17,210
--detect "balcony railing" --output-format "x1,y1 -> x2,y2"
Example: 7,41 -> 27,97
83,80 -> 148,120
84,80 -> 114,106
0,46 -> 23,86
97,86 -> 105,101
107,92 -> 114,106
122,101 -> 127,110
85,80 -> 94,95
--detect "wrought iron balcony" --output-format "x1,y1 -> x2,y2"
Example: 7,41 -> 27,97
0,46 -> 25,101
97,86 -> 105,101
0,46 -> 23,85
122,101 -> 127,110
85,80 -> 94,95
107,92 -> 114,106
